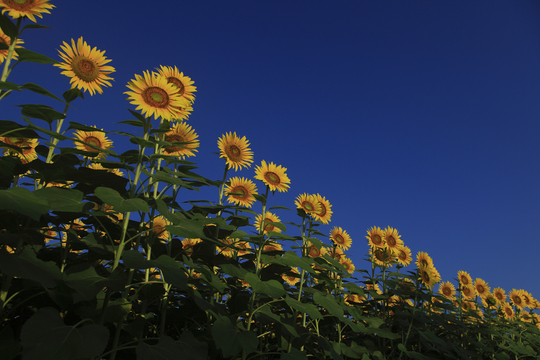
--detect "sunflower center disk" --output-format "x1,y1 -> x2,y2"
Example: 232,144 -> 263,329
10,0 -> 29,8
303,202 -> 313,211
264,172 -> 280,185
226,145 -> 242,161
164,134 -> 185,153
84,136 -> 102,150
335,235 -> 344,244
232,187 -> 247,198
143,87 -> 169,108
167,77 -> 185,96
72,56 -> 100,82
387,237 -> 396,246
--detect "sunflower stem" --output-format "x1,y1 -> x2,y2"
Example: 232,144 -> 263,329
0,18 -> 21,84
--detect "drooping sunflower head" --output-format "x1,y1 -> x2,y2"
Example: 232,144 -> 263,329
474,278 -> 490,299
383,226 -> 402,250
0,27 -> 23,65
254,160 -> 290,192
73,127 -> 113,159
312,194 -> 332,224
224,176 -> 258,208
295,193 -> 321,215
330,226 -> 352,250
263,241 -> 283,254
438,281 -> 456,300
162,121 -> 199,158
415,251 -> 433,270
0,0 -> 55,22
366,226 -> 385,249
55,37 -> 115,96
395,245 -> 412,266
457,270 -> 472,287
217,132 -> 254,171
254,211 -> 281,235
125,70 -> 189,120
156,65 -> 197,104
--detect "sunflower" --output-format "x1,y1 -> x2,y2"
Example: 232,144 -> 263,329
182,238 -> 202,256
415,251 -> 433,269
0,0 -> 54,22
312,194 -> 332,224
418,265 -> 437,290
295,193 -> 321,215
492,287 -> 506,305
74,127 -> 112,159
438,281 -> 456,300
149,215 -> 171,242
327,246 -> 344,260
395,245 -> 412,266
156,65 -> 196,104
383,226 -> 403,251
340,257 -> 355,274
125,70 -> 189,120
330,226 -> 352,250
503,303 -> 515,320
474,278 -> 490,299
461,284 -> 476,300
509,289 -> 525,309
2,136 -> 38,164
521,290 -> 533,308
41,226 -> 57,244
225,177 -> 258,208
365,283 -> 383,296
0,28 -> 23,65
254,212 -> 281,234
366,226 -> 385,249
263,241 -> 283,253
306,242 -> 326,258
345,294 -> 365,305
482,293 -> 498,308
254,160 -> 290,192
457,270 -> 472,287
217,237 -> 236,259
281,267 -> 300,287
520,311 -> 532,323
235,241 -> 251,256
55,37 -> 115,96
162,121 -> 199,158
372,247 -> 394,267
217,132 -> 254,171
88,163 -> 124,177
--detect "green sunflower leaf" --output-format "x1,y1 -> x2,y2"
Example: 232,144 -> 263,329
16,48 -> 58,64
20,83 -> 63,102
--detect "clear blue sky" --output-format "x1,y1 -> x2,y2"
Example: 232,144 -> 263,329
6,1 -> 540,301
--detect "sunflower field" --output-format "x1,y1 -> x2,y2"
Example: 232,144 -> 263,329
0,2 -> 539,360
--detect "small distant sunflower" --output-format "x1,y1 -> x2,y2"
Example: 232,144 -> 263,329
520,311 -> 532,323
55,37 -> 115,96
0,0 -> 54,22
225,177 -> 258,208
416,251 -> 434,269
418,265 -> 437,290
492,287 -> 506,305
521,290 -> 533,308
0,28 -> 23,65
149,215 -> 171,242
509,289 -> 525,309
295,193 -> 321,215
2,136 -> 38,164
125,70 -> 189,120
217,132 -> 254,171
182,238 -> 202,256
340,257 -> 355,274
217,237 -> 235,259
88,163 -> 124,177
74,127 -> 112,159
457,270 -> 473,287
365,283 -> 383,296
482,293 -> 498,308
254,212 -> 281,234
366,226 -> 385,249
503,303 -> 514,320
383,226 -> 403,251
312,194 -> 332,224
461,284 -> 476,300
438,281 -> 456,300
474,278 -> 490,299
254,160 -> 290,192
156,65 -> 196,104
395,245 -> 412,266
281,267 -> 300,287
306,242 -> 326,258
330,226 -> 352,250
235,241 -> 251,256
162,121 -> 199,158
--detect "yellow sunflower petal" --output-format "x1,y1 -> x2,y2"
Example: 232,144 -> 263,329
254,160 -> 290,192
224,176 -> 258,208
0,0 -> 54,22
162,121 -> 199,158
330,226 -> 352,250
217,132 -> 254,171
73,127 -> 113,159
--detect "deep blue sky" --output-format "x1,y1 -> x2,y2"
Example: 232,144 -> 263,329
5,1 -> 540,301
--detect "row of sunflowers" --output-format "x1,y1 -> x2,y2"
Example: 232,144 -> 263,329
1,1 -> 539,359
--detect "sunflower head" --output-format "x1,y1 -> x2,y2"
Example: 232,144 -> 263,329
156,65 -> 197,104
457,270 -> 472,287
224,177 -> 258,208
492,287 -> 506,305
339,257 -> 355,274
125,70 -> 189,120
73,127 -> 112,159
55,37 -> 115,96
474,278 -> 490,299
254,212 -> 281,235
395,245 -> 412,266
182,238 -> 202,256
312,194 -> 332,224
503,303 -> 515,320
148,215 -> 171,242
162,121 -> 199,158
509,289 -> 525,309
438,281 -> 456,300
295,193 -> 321,215
217,132 -> 254,171
0,27 -> 23,65
418,265 -> 437,289
281,267 -> 300,287
461,284 -> 476,299
372,247 -> 394,267
366,226 -> 385,249
383,226 -> 402,250
0,0 -> 54,22
1,136 -> 38,163
330,226 -> 352,250
254,160 -> 290,192
415,251 -> 433,270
